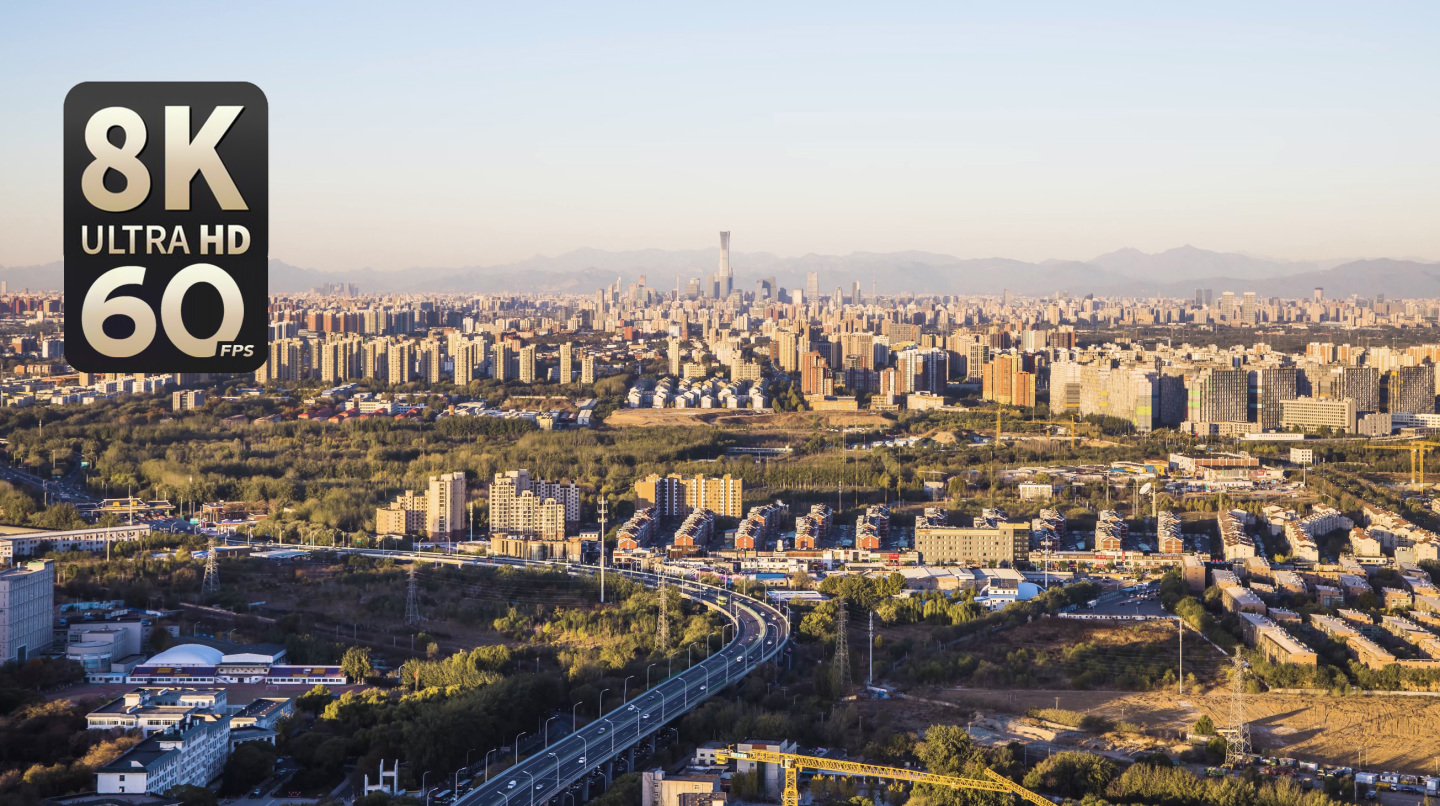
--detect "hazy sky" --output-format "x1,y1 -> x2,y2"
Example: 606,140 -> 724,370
2,2 -> 1437,271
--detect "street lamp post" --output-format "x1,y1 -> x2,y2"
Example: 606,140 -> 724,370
601,719 -> 615,752
598,688 -> 610,718
572,702 -> 584,730
422,771 -> 431,806
622,675 -> 634,705
646,663 -> 657,690
514,732 -> 527,764
485,748 -> 498,781
523,771 -> 535,806
545,716 -> 559,747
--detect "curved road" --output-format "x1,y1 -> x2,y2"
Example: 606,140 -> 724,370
265,546 -> 790,806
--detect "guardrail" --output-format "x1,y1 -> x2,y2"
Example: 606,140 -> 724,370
264,545 -> 790,806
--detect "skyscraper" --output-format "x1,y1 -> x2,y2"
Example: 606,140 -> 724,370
714,231 -> 733,298
1241,292 -> 1258,326
806,272 -> 820,302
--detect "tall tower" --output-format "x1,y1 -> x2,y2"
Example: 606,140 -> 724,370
201,538 -> 219,595
717,231 -> 733,297
1225,656 -> 1251,767
832,597 -> 851,693
405,564 -> 423,625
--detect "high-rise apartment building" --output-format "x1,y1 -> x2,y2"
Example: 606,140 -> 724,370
1189,367 -> 1249,424
492,342 -> 512,381
377,473 -> 467,539
668,337 -> 682,377
388,341 -> 412,384
1249,367 -> 1298,430
1385,366 -> 1435,415
799,351 -> 834,396
581,354 -> 596,385
519,344 -> 537,383
488,470 -> 581,539
559,342 -> 574,384
806,272 -> 819,302
427,471 -> 466,539
981,354 -> 1036,407
634,473 -> 744,519
0,560 -> 53,663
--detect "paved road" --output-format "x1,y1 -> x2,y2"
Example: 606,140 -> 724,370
262,546 -> 791,806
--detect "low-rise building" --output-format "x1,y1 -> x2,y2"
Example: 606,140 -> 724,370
95,712 -> 231,795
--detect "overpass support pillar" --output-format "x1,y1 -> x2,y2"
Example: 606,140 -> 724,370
603,760 -> 613,788
628,746 -> 635,771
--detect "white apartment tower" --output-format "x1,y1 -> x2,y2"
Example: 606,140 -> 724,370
427,472 -> 466,539
0,560 -> 54,662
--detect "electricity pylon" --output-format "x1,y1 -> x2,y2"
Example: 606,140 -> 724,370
405,564 -> 424,625
201,538 -> 219,595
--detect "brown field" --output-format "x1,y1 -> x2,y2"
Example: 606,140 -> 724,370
883,686 -> 1440,775
604,408 -> 893,429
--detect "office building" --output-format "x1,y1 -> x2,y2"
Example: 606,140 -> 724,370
1280,397 -> 1357,433
0,560 -> 53,663
915,521 -> 1030,566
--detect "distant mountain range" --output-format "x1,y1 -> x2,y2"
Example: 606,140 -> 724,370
8,246 -> 1440,299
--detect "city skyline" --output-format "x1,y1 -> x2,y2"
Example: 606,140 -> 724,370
3,3 -> 1439,270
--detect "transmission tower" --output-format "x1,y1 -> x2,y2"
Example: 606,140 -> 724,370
656,583 -> 671,652
201,538 -> 219,595
1224,655 -> 1251,767
832,597 -> 851,693
405,564 -> 424,625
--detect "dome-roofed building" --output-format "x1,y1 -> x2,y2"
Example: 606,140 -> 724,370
125,640 -> 344,687
145,644 -> 224,667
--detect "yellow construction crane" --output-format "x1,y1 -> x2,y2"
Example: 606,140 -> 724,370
1032,415 -> 1089,447
715,746 -> 1052,806
1370,442 -> 1440,485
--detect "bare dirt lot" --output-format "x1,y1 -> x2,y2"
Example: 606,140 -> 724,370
605,408 -> 894,429
882,686 -> 1440,775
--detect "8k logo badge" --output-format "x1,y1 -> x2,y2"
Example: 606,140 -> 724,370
64,82 -> 268,372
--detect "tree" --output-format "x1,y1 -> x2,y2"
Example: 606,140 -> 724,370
341,646 -> 374,683
297,684 -> 334,714
1192,714 -> 1216,735
165,784 -> 218,806
223,740 -> 278,794
915,724 -> 974,777
1021,752 -> 1116,799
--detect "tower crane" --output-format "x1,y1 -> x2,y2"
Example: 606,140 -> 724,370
1369,442 -> 1440,486
715,747 -> 1052,806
